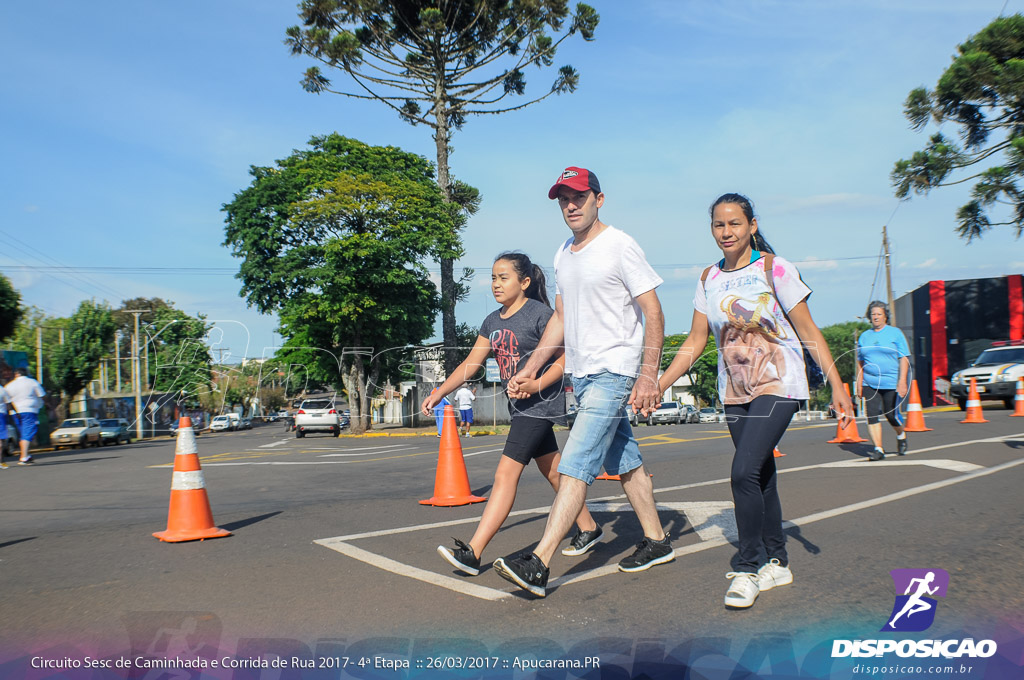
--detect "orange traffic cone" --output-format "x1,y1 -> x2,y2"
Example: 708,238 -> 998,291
960,378 -> 989,424
1011,378 -> 1024,417
153,417 -> 231,543
420,406 -> 487,507
773,447 -> 785,458
595,472 -> 621,480
829,383 -> 868,443
902,380 -> 933,432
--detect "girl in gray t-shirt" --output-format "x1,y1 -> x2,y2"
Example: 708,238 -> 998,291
421,252 -> 601,577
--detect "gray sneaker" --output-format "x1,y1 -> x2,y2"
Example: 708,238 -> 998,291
561,525 -> 604,556
617,535 -> 675,572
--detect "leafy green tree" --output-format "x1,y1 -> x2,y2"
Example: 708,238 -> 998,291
223,134 -> 467,433
285,0 -> 599,374
0,274 -> 23,343
3,306 -> 62,392
50,301 -> 116,418
807,320 -> 870,410
892,14 -> 1024,240
145,307 -> 214,406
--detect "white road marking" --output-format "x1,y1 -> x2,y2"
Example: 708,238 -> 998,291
315,440 -> 1024,599
461,448 -> 503,458
316,539 -> 509,601
308,444 -> 416,452
822,459 -> 983,473
257,440 -> 291,449
320,446 -> 417,457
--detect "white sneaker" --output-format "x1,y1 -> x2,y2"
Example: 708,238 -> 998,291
725,572 -> 760,608
757,558 -> 793,591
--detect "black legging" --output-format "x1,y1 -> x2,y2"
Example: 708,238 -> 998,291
725,395 -> 800,573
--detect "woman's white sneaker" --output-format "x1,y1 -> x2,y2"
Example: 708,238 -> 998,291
725,572 -> 760,608
756,558 -> 793,591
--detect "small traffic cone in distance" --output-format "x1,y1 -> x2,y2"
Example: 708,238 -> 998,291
420,406 -> 487,507
773,447 -> 785,458
1011,378 -> 1024,417
960,378 -> 989,424
595,472 -> 621,480
828,383 -> 868,443
153,417 -> 231,543
903,380 -> 933,432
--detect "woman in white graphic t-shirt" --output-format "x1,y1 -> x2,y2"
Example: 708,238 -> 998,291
658,193 -> 854,610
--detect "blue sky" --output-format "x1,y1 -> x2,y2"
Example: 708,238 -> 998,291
3,0 -> 1022,363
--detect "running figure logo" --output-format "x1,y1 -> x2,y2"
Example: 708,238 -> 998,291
882,568 -> 949,632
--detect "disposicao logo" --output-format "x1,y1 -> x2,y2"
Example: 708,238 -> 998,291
882,568 -> 949,632
831,568 -> 998,659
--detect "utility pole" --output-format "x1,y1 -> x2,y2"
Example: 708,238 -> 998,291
115,335 -> 121,393
883,225 -> 896,326
36,326 -> 43,383
124,309 -> 149,440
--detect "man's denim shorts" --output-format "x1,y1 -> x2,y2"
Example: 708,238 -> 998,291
557,371 -> 644,484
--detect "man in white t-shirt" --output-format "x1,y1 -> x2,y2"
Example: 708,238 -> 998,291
493,166 -> 674,598
454,383 -> 476,436
5,366 -> 46,465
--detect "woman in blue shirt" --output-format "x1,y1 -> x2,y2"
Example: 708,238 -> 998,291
855,301 -> 910,461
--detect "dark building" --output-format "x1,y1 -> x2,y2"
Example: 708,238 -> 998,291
895,274 -> 1023,406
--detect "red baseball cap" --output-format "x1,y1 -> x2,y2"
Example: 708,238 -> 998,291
548,166 -> 602,199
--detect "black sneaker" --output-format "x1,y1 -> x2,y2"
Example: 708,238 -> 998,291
492,552 -> 549,597
618,535 -> 675,572
869,448 -> 885,461
897,438 -> 908,456
561,525 -> 604,556
437,538 -> 480,576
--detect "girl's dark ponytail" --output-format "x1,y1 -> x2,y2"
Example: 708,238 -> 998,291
494,251 -> 550,307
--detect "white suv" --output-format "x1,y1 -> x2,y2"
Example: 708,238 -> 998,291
950,340 -> 1024,409
294,398 -> 341,438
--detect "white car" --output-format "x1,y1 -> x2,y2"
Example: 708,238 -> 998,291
209,415 -> 233,432
698,407 -> 719,423
649,401 -> 684,425
294,398 -> 341,438
51,417 -> 103,449
950,340 -> 1024,410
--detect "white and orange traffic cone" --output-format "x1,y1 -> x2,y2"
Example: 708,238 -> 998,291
420,405 -> 487,507
903,380 -> 933,432
773,447 -> 785,458
1010,378 -> 1024,417
829,383 -> 868,443
960,378 -> 989,424
153,417 -> 231,543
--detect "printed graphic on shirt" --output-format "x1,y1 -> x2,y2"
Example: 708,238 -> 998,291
695,256 -> 811,404
489,328 -> 520,381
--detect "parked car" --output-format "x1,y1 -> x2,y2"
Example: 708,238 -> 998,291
950,339 -> 1024,409
98,418 -> 131,445
210,415 -> 233,432
629,408 -> 649,426
239,418 -> 253,430
698,407 -> 719,423
51,418 -> 103,449
649,401 -> 684,425
294,398 -> 342,438
682,404 -> 699,423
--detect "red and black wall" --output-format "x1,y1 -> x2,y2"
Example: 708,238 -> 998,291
899,274 -> 1023,406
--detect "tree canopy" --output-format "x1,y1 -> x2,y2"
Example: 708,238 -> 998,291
661,333 -> 720,408
222,134 -> 470,432
284,0 -> 598,374
0,274 -> 23,343
50,301 -> 116,418
892,14 -> 1024,241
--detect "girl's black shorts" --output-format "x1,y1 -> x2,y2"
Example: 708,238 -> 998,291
503,416 -> 559,464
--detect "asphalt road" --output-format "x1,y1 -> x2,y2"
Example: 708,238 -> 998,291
1,410 -> 1022,678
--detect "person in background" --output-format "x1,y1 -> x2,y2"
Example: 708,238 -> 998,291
856,301 -> 910,461
5,366 -> 46,465
454,383 -> 476,437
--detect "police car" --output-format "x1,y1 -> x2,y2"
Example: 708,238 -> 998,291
950,340 -> 1024,410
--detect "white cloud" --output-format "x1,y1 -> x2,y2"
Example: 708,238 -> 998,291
23,205 -> 38,213
793,257 -> 839,271
915,258 -> 938,269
